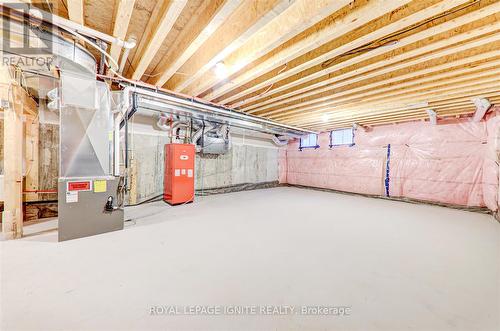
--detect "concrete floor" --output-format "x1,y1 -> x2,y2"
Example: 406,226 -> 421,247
1,187 -> 499,331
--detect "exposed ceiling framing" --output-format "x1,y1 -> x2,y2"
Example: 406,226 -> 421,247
34,0 -> 500,131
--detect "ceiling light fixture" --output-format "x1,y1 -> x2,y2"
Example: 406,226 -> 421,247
214,61 -> 228,78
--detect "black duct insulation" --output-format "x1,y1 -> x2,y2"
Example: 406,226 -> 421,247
286,184 -> 492,215
125,182 -> 280,206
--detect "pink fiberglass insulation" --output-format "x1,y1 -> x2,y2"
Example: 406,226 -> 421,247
280,110 -> 500,211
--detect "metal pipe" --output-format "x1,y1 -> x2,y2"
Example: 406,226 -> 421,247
0,3 -> 135,49
271,135 -> 289,146
121,86 -> 315,136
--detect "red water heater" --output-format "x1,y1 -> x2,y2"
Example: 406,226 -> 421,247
163,143 -> 195,205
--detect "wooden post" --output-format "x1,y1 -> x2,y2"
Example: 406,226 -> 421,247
129,158 -> 138,205
24,114 -> 39,202
2,85 -> 24,239
1,66 -> 37,239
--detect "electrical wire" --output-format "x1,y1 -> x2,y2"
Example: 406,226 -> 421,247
230,64 -> 288,108
321,0 -> 482,69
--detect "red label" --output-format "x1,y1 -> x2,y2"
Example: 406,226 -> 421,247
68,181 -> 91,191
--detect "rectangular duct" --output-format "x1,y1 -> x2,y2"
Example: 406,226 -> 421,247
59,77 -> 113,178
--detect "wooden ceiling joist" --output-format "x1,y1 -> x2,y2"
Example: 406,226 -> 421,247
201,0 -> 418,102
131,0 -> 188,80
308,100 -> 500,130
290,92 -> 500,131
109,0 -> 136,67
285,83 -> 500,126
206,0 -> 474,105
162,0 -> 293,92
67,0 -> 84,25
303,99 -> 500,131
260,47 -> 500,119
31,0 -> 500,130
270,60 -> 500,122
181,0 -> 353,96
277,70 -> 500,124
251,28 -> 500,116
239,1 -> 500,112
151,0 -> 241,87
297,70 -> 500,118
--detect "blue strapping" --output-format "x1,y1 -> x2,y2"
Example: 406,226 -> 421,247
385,144 -> 391,197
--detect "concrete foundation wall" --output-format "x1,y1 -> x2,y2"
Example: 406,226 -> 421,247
0,113 -> 280,209
128,131 -> 279,203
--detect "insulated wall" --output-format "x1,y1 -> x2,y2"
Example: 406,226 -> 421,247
281,111 -> 500,211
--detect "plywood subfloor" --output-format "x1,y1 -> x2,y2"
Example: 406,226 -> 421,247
1,187 -> 499,330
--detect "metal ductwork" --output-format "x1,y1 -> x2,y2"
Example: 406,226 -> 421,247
156,114 -> 233,154
195,123 -> 231,155
122,86 -> 315,140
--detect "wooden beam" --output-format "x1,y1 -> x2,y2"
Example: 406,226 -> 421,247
129,158 -> 137,205
283,86 -> 500,125
286,88 -> 500,127
162,0 -> 292,92
131,0 -> 188,80
301,100 -> 500,131
260,45 -> 500,118
204,0 -> 470,103
307,99 -> 500,130
152,0 -> 241,87
1,77 -> 23,238
24,114 -> 39,202
302,69 -> 500,118
271,60 -> 500,121
238,1 -> 500,110
274,72 -> 500,125
269,59 -> 500,118
67,0 -> 84,25
309,107 -> 479,130
126,0 -> 165,77
183,0 -> 353,96
109,0 -> 136,67
251,22 -> 500,115
284,83 -> 500,125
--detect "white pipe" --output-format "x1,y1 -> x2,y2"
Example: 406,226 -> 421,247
2,3 -> 135,49
119,37 -> 136,74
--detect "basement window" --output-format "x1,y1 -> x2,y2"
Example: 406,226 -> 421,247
330,128 -> 355,147
299,133 -> 319,151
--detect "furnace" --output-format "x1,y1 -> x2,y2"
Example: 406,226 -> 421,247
163,143 -> 195,205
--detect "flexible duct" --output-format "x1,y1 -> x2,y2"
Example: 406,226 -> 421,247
192,122 -> 215,145
156,114 -> 189,132
156,113 -> 170,131
271,135 -> 289,146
